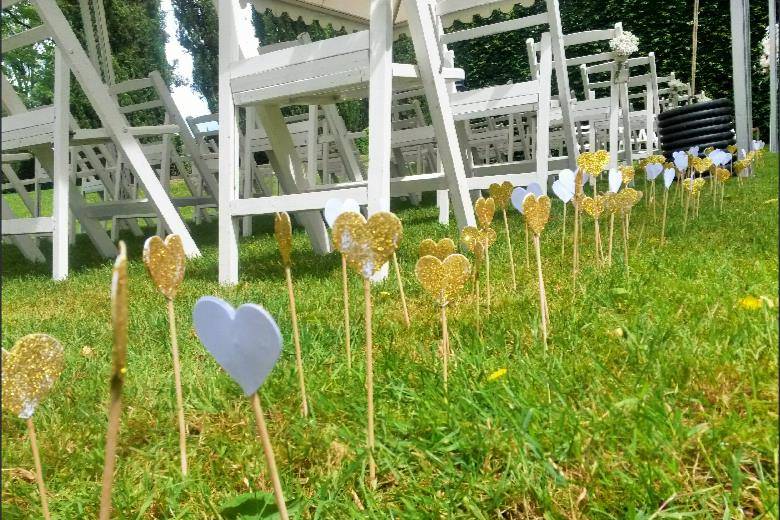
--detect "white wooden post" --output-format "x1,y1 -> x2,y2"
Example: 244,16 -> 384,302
534,32 -> 552,193
609,69 -> 620,169
218,0 -> 241,284
730,0 -> 753,152
34,0 -> 200,256
306,104 -> 319,185
52,48 -> 70,280
547,0 -> 579,168
242,107 -> 255,237
769,0 -> 778,152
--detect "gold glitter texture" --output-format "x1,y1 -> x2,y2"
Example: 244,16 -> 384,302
2,334 -> 64,419
111,242 -> 129,392
577,150 -> 610,175
460,226 -> 496,261
715,167 -> 731,182
522,195 -> 551,235
691,156 -> 712,174
415,254 -> 471,304
488,182 -> 514,210
274,212 -> 293,267
332,211 -> 402,279
475,197 -> 496,229
620,165 -> 635,185
419,238 -> 456,259
581,195 -> 605,219
143,234 -> 186,300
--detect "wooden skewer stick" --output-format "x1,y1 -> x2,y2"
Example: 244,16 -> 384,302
652,182 -> 657,222
561,202 -> 567,259
250,394 -> 289,520
26,418 -> 51,520
572,205 -> 580,287
524,221 -> 530,268
98,374 -> 123,520
622,213 -> 630,271
661,189 -> 669,245
341,255 -> 352,369
284,266 -> 309,418
166,298 -> 188,476
683,180 -> 691,233
594,217 -> 602,265
608,213 -> 615,267
363,278 -> 376,488
532,234 -> 548,347
392,252 -> 411,328
485,244 -> 491,311
440,299 -> 449,392
502,209 -> 517,290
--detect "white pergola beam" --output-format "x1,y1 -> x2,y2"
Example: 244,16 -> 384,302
730,0 -> 753,152
769,0 -> 777,152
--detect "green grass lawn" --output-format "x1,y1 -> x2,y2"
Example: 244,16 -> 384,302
2,156 -> 778,518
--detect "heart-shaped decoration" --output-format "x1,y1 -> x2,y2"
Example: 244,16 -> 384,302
752,140 -> 765,151
526,182 -> 544,197
323,198 -> 361,228
645,162 -> 663,181
620,165 -> 635,185
552,178 -> 574,203
714,167 -> 731,182
691,156 -> 712,174
460,226 -> 496,259
510,187 -> 529,213
419,238 -> 456,259
663,168 -> 676,189
193,296 -> 282,396
143,234 -> 186,300
581,195 -> 605,219
488,181 -> 514,210
602,192 -> 618,215
415,254 -> 471,304
522,195 -> 551,235
687,146 -> 700,157
577,149 -> 610,175
672,151 -> 689,171
727,144 -> 737,154
274,212 -> 293,267
2,334 -> 64,419
332,211 -> 403,279
607,168 -> 622,193
619,188 -> 643,212
474,197 -> 496,229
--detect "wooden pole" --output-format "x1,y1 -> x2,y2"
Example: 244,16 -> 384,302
341,255 -> 352,369
485,245 -> 491,311
440,302 -> 449,390
166,298 -> 188,476
363,278 -> 376,487
622,214 -> 630,270
26,418 -> 51,520
524,221 -> 530,268
250,394 -> 289,520
561,202 -> 567,259
608,214 -> 615,266
392,252 -> 411,327
770,0 -> 778,152
533,234 -> 548,347
284,267 -> 309,417
572,205 -> 580,287
691,0 -> 700,95
502,209 -> 517,289
98,382 -> 122,520
661,189 -> 669,245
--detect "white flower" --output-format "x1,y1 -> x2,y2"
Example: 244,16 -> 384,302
609,32 -> 639,59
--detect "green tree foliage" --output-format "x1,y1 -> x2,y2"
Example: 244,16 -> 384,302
1,0 -> 172,127
170,0 -> 218,113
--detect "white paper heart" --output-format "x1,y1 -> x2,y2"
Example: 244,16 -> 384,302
552,179 -> 574,203
511,187 -> 530,214
739,148 -> 746,158
712,149 -> 732,166
607,168 -> 622,193
645,163 -> 663,181
323,198 -> 361,228
663,168 -> 676,189
672,151 -> 688,171
193,296 -> 282,396
558,169 -> 575,188
752,140 -> 765,151
527,182 -> 543,197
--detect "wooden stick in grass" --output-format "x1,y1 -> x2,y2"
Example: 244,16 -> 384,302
275,212 -> 309,417
415,254 -> 471,392
100,241 -> 129,520
143,234 -> 189,476
250,394 -> 289,520
392,252 -> 411,327
332,210 -> 403,488
488,182 -> 517,289
474,196 -> 496,309
522,195 -> 552,346
192,296 -> 290,520
3,332 -> 65,520
340,254 -> 352,369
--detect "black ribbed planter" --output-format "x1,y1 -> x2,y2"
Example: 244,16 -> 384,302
658,99 -> 735,157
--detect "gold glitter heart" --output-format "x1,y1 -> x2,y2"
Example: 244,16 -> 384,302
274,212 -> 293,267
488,182 -> 514,210
715,167 -> 731,182
620,165 -> 635,185
616,188 -> 643,212
576,150 -> 610,175
332,211 -> 402,279
460,226 -> 496,260
691,156 -> 712,174
522,195 -> 551,235
419,238 -> 456,259
415,254 -> 472,304
475,197 -> 496,229
111,242 -> 129,392
727,145 -> 737,154
2,334 -> 64,419
581,195 -> 605,219
143,234 -> 185,300
602,192 -> 619,215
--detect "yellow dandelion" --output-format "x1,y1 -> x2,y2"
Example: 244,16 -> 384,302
738,296 -> 762,310
487,368 -> 507,381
